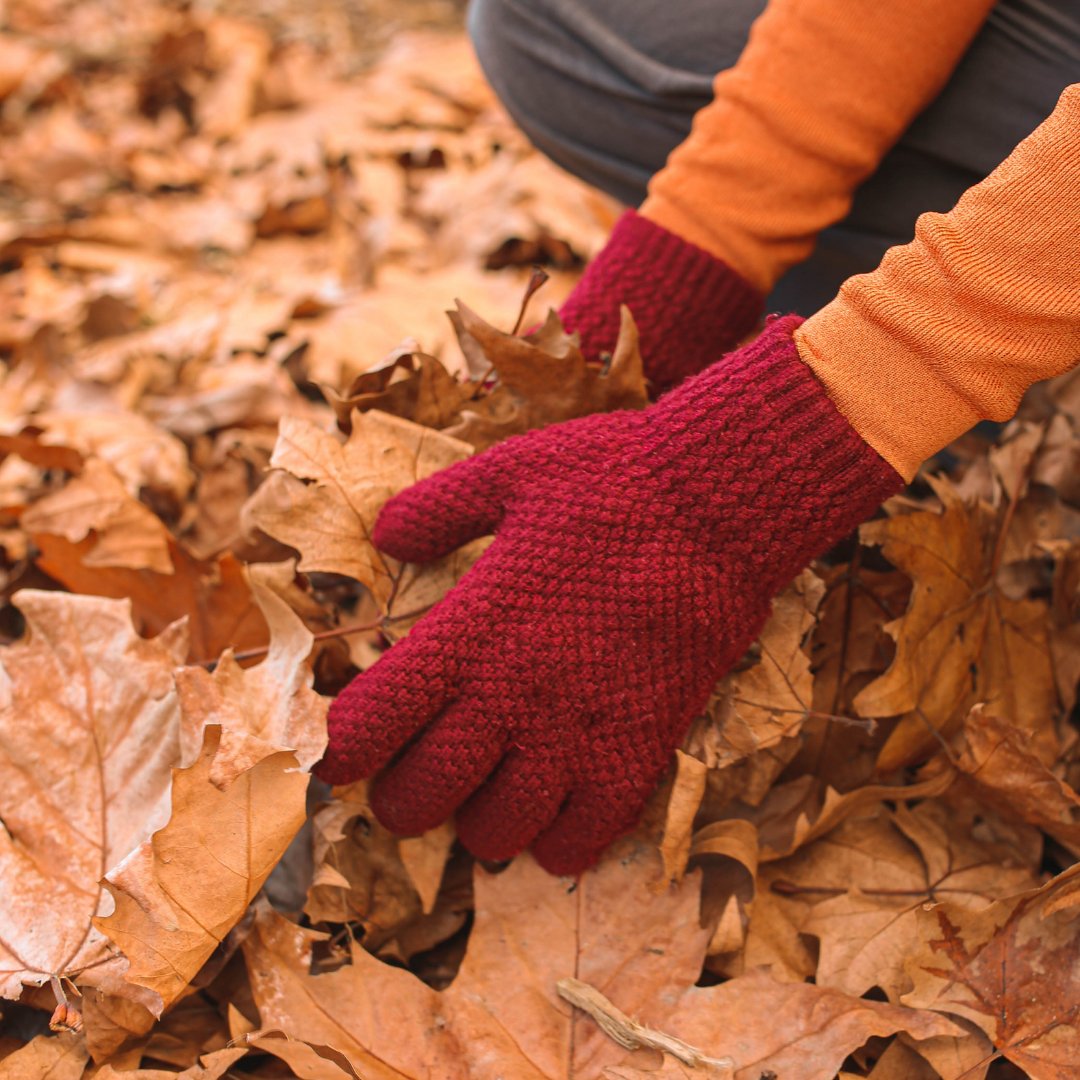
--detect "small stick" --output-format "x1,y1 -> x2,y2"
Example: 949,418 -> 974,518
557,977 -> 734,1073
196,603 -> 435,670
510,265 -> 550,337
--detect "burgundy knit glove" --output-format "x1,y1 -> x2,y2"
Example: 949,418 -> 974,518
558,210 -> 762,394
317,317 -> 901,875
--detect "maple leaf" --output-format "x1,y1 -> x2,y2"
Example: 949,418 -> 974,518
95,726 -> 308,1017
903,863 -> 1080,1078
950,704 -> 1080,856
793,561 -> 911,790
854,478 -> 1060,770
324,347 -> 476,435
243,409 -> 484,630
31,535 -> 267,663
242,841 -> 960,1080
765,800 -> 1040,1003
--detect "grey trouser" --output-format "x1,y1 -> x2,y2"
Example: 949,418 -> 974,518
469,0 -> 1079,313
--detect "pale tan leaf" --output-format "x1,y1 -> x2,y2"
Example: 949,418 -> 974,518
0,591 -> 186,1003
95,726 -> 308,1015
656,750 -> 708,889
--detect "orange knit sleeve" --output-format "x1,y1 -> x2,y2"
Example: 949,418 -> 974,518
795,84 -> 1080,481
640,0 -> 995,293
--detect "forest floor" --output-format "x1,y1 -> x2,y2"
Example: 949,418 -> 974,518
0,2 -> 1078,1078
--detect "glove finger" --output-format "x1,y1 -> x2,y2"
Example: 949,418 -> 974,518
455,747 -> 571,863
530,732 -> 675,876
529,784 -> 650,876
316,624 -> 456,785
374,447 -> 515,564
369,699 -> 507,836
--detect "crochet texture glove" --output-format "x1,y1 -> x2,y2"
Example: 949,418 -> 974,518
317,317 -> 902,874
558,210 -> 762,394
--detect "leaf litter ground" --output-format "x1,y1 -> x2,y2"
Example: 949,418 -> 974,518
0,2 -> 1079,1078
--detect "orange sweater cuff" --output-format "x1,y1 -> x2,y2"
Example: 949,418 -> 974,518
796,85 -> 1080,481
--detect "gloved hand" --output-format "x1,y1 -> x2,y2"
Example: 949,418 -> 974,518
316,317 -> 901,874
558,210 -> 762,394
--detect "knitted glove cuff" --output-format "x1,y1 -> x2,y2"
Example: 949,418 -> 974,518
656,314 -> 904,589
559,210 -> 764,394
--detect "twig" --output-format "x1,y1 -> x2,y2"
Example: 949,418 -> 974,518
196,603 -> 435,670
510,265 -> 550,337
557,977 -> 734,1073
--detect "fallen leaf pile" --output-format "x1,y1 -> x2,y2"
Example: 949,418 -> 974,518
1,2 -> 1078,1078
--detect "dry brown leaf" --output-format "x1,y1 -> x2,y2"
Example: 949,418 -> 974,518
0,591 -> 186,1004
244,840 -> 961,1080
0,1031 -> 87,1080
243,1030 -> 362,1079
688,571 -> 824,806
904,863 -> 1080,1078
22,457 -> 174,572
757,770 -> 956,861
769,800 -> 1039,1004
96,726 -> 308,1015
324,347 -> 475,434
793,562 -> 911,789
243,409 -> 484,622
855,478 -> 1059,769
950,704 -> 1080,856
95,571 -> 324,1013
656,750 -> 709,888
303,782 -> 462,959
34,411 -> 194,505
95,1046 -> 247,1080
445,301 -> 648,449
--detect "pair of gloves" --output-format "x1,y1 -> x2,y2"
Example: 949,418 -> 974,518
316,212 -> 902,875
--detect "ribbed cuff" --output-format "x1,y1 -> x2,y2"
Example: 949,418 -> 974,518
663,315 -> 904,589
559,210 -> 763,394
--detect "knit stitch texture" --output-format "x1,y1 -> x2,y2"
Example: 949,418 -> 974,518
317,316 -> 902,874
558,210 -> 762,394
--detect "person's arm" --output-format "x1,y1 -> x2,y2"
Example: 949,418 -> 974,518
640,0 -> 997,293
562,0 -> 996,390
796,83 -> 1080,480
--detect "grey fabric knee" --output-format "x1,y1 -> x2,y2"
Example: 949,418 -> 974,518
469,0 -> 1080,314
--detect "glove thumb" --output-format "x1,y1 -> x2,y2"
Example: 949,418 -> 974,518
374,444 -> 516,563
